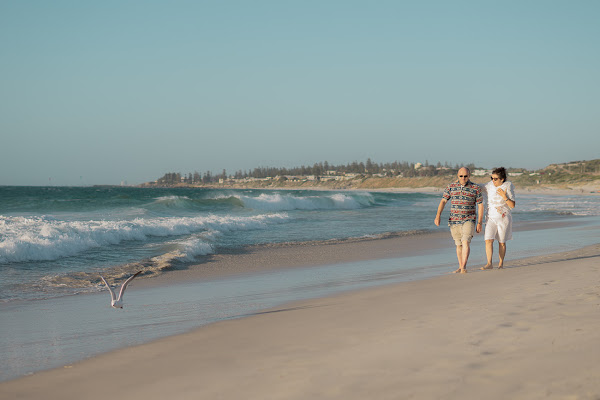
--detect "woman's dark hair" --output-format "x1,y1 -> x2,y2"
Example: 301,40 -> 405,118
492,167 -> 507,182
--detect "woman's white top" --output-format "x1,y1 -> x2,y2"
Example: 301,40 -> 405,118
485,180 -> 515,221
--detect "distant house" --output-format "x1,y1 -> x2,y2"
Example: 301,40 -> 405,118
320,176 -> 336,181
472,169 -> 491,176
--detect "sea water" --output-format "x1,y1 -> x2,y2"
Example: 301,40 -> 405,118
1,186 -> 599,381
0,187 -> 436,302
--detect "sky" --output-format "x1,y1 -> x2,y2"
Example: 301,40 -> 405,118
1,0 -> 599,186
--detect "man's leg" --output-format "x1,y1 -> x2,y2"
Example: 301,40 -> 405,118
453,242 -> 469,273
461,240 -> 470,271
452,222 -> 473,274
481,240 -> 494,270
454,245 -> 463,273
450,224 -> 464,273
498,242 -> 507,268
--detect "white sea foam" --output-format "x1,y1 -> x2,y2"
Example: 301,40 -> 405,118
0,213 -> 288,263
234,192 -> 375,211
175,236 -> 215,260
154,195 -> 191,201
517,195 -> 600,216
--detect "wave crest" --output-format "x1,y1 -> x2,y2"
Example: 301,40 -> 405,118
233,192 -> 375,211
0,213 -> 288,264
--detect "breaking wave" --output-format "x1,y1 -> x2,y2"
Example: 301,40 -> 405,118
0,213 -> 289,264
229,192 -> 376,211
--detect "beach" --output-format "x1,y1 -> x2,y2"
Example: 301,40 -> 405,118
2,186 -> 600,398
2,231 -> 600,399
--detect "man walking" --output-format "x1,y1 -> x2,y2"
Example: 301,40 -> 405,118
434,167 -> 484,273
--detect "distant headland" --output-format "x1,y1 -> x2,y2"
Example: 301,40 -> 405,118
139,159 -> 600,193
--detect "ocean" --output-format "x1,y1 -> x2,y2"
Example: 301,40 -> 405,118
1,185 -> 600,381
0,186 -> 428,302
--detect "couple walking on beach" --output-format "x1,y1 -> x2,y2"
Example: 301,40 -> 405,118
434,167 -> 516,273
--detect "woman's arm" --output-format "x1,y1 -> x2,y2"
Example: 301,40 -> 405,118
496,187 -> 515,209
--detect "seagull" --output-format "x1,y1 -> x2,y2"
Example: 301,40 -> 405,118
100,271 -> 142,309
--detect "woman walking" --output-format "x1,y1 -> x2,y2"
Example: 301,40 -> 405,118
481,167 -> 516,269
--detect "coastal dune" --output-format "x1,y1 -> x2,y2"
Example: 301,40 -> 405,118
2,244 -> 600,399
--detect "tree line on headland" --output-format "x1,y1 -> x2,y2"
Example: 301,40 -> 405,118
143,158 -> 600,189
153,159 -> 476,185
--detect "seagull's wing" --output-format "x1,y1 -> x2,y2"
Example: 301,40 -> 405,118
100,275 -> 116,302
117,271 -> 142,301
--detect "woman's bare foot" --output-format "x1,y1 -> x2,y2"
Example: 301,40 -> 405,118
452,268 -> 467,274
497,265 -> 504,269
480,264 -> 493,270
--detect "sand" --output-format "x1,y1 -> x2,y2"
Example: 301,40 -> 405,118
2,236 -> 600,399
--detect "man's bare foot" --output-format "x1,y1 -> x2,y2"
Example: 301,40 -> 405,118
452,268 -> 467,274
480,264 -> 493,270
497,265 -> 504,269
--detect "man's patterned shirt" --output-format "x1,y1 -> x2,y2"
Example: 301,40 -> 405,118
442,180 -> 483,225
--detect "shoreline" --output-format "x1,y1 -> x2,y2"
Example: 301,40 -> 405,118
130,218 -> 582,290
2,240 -> 599,399
131,230 -> 451,289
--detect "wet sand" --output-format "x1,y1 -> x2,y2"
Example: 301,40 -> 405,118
132,230 -> 451,287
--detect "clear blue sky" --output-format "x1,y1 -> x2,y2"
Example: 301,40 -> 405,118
1,1 -> 599,186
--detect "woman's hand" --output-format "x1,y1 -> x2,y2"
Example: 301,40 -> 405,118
496,187 -> 507,199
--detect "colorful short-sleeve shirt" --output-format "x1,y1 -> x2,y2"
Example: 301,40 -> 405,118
442,180 -> 483,225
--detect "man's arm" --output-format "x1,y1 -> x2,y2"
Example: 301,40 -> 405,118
476,202 -> 484,233
434,199 -> 447,226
